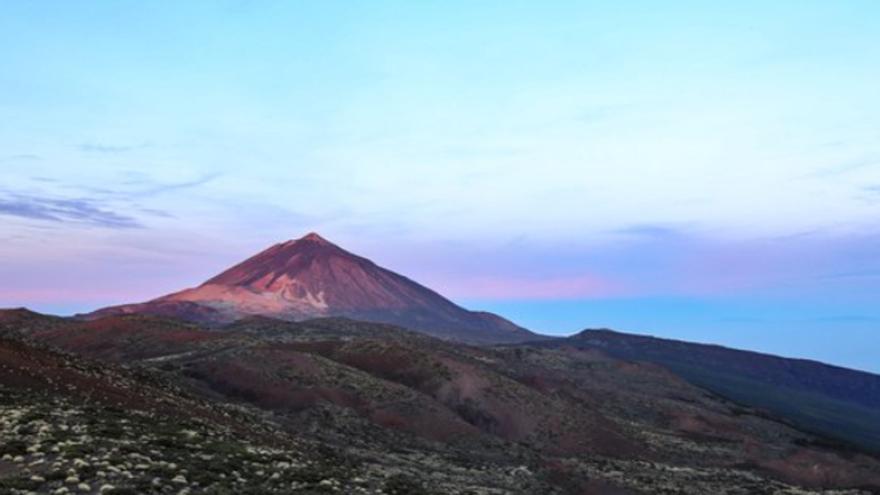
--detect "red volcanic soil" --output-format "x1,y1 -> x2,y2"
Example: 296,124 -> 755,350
41,315 -> 225,361
265,336 -> 643,458
5,308 -> 880,491
178,342 -> 481,443
0,335 -> 216,424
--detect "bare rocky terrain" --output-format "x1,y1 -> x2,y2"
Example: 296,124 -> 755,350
1,309 -> 879,494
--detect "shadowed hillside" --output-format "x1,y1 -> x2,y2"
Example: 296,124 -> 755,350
545,329 -> 880,454
2,309 -> 879,494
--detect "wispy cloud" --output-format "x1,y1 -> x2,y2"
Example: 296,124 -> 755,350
813,155 -> 880,177
812,315 -> 878,323
612,224 -> 685,239
125,173 -> 221,197
0,194 -> 142,228
139,207 -> 175,218
858,185 -> 880,203
718,316 -> 767,323
1,154 -> 41,162
78,142 -> 149,153
575,103 -> 635,124
437,274 -> 626,300
819,269 -> 880,280
58,172 -> 222,200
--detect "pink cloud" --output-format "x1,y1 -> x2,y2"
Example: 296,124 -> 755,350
0,285 -> 172,316
0,288 -> 133,305
435,274 -> 627,300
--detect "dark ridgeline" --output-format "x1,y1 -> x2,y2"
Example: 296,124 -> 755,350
546,329 -> 880,453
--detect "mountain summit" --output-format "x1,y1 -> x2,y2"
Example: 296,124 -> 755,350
87,233 -> 536,343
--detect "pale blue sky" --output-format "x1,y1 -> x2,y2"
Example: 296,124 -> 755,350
1,1 -> 879,371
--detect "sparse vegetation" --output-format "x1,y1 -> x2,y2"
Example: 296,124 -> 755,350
1,311 -> 878,494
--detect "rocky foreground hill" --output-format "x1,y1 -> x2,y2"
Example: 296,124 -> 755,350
1,309 -> 879,494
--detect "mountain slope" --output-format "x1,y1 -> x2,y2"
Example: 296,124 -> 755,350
86,233 -> 536,343
546,329 -> 880,454
4,308 -> 880,493
0,315 -> 551,494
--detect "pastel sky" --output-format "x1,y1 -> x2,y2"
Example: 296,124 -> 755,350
1,1 -> 879,371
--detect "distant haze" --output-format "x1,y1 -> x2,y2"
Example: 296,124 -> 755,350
1,2 -> 878,372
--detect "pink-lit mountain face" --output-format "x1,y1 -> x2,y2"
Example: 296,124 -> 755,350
88,233 -> 536,343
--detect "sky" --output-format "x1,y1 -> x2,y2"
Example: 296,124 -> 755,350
1,1 -> 879,372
